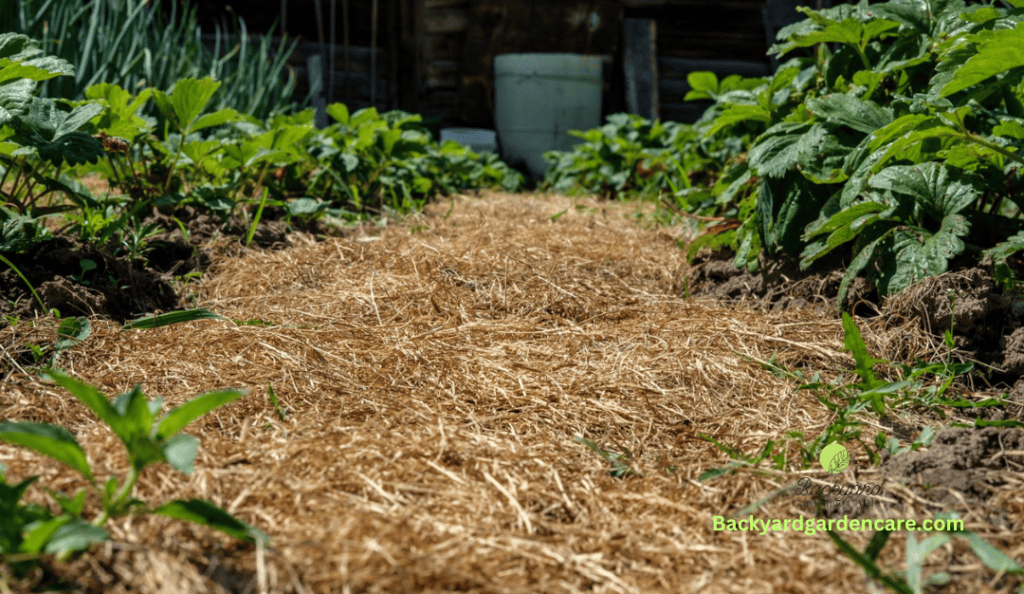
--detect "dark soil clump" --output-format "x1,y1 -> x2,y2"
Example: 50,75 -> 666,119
0,236 -> 181,326
880,427 -> 1024,520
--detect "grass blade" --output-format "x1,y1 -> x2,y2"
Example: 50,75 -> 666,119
121,308 -> 226,330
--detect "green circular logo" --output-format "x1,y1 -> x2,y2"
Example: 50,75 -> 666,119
820,443 -> 849,474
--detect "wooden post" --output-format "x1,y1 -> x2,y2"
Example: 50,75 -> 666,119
329,0 -> 336,104
389,0 -> 399,109
623,18 -> 658,121
343,0 -> 351,104
371,0 -> 379,107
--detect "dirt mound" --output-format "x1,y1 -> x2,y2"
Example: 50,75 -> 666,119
879,427 -> 1024,512
0,236 -> 181,324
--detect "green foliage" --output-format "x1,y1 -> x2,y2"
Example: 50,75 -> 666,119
543,0 -> 1024,306
829,511 -> 1023,594
0,370 -> 265,568
2,0 -> 301,120
0,33 -> 102,222
542,113 -> 709,200
573,436 -> 642,478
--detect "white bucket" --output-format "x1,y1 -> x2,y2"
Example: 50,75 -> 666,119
439,127 -> 498,153
494,53 -> 603,178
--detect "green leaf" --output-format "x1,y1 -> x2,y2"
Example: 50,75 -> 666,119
868,163 -> 978,217
801,201 -> 889,266
55,103 -> 104,138
381,128 -> 402,156
155,389 -> 247,440
326,103 -> 350,126
940,23 -> 1024,98
157,77 -> 221,133
0,423 -> 93,481
116,385 -> 155,438
39,370 -> 129,447
43,519 -> 108,554
20,517 -> 70,554
190,108 -> 238,133
37,131 -> 104,166
153,499 -> 268,544
703,104 -> 773,137
121,308 -> 226,330
749,123 -> 828,178
842,312 -> 886,389
161,434 -> 199,475
49,489 -> 88,517
54,317 -> 91,352
964,533 -> 1024,573
880,223 -> 969,295
286,197 -> 329,218
685,71 -> 719,100
807,94 -> 892,134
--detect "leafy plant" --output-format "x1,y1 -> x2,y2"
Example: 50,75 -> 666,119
0,370 -> 265,568
829,511 -> 1023,594
549,0 -> 1024,303
573,436 -> 642,478
0,33 -> 103,221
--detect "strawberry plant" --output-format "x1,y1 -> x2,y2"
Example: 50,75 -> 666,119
0,33 -> 104,222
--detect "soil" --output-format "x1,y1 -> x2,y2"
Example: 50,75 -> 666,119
687,248 -> 1024,387
879,427 -> 1024,512
0,205 -> 338,329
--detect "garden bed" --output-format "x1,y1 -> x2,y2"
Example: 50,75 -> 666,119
2,192 -> 1021,593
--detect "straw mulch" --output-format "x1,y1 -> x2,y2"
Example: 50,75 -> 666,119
1,191 -> 1020,593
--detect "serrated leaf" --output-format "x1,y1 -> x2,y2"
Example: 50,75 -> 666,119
879,222 -> 969,296
37,132 -> 104,167
940,23 -> 1024,97
703,104 -> 772,137
749,123 -> 828,178
807,94 -> 893,134
191,108 -> 238,133
54,103 -> 103,138
868,163 -> 978,217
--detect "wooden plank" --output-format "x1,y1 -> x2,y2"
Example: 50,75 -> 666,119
660,102 -> 711,125
424,0 -> 469,7
423,33 -> 463,61
424,59 -> 459,88
623,18 -> 658,120
658,57 -> 771,79
424,8 -> 469,34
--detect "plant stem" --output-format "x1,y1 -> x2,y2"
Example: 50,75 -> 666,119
959,132 -> 1024,167
93,466 -> 140,527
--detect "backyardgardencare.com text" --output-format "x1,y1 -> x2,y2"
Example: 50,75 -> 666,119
712,515 -> 964,536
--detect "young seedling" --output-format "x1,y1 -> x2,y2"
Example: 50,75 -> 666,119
0,370 -> 266,567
